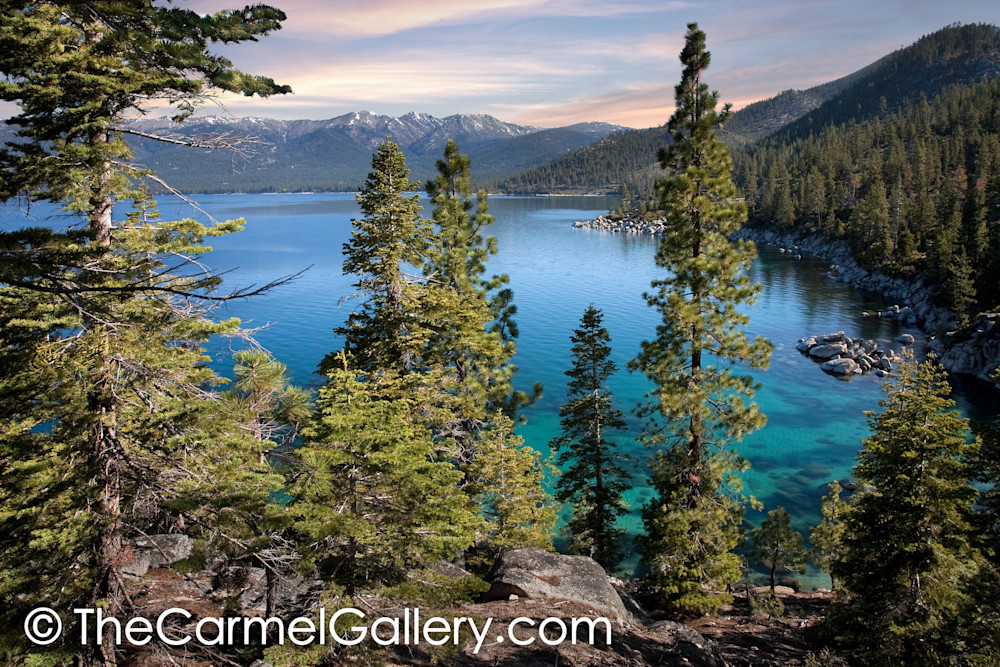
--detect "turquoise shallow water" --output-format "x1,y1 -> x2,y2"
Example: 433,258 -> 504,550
2,192 -> 989,585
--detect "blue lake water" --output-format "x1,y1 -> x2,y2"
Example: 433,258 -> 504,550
2,192 -> 987,584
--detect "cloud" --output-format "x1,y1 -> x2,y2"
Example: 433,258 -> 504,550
223,0 -> 687,38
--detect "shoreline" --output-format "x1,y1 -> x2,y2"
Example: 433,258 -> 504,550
573,213 -> 1000,385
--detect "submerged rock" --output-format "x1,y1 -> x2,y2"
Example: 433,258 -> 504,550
797,332 -> 900,377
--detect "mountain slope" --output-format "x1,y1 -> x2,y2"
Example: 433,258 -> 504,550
501,23 -> 1000,195
118,111 -> 623,193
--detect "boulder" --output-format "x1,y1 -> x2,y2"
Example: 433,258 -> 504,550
809,343 -> 848,359
795,337 -> 817,352
821,358 -> 859,375
649,620 -> 710,649
485,548 -> 629,621
123,534 -> 193,577
818,331 -> 846,344
221,567 -> 323,614
429,561 -> 472,579
897,333 -> 915,345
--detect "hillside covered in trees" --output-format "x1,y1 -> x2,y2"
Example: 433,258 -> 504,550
2,6 -> 1000,667
501,23 -> 1000,197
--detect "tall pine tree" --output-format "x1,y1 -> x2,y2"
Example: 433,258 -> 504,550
0,4 -> 290,664
552,305 -> 630,570
422,140 -> 539,457
331,139 -> 432,374
631,23 -> 772,614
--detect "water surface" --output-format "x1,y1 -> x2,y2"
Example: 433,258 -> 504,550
3,192 -> 976,584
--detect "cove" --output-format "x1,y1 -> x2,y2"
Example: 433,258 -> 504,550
2,192 -> 987,584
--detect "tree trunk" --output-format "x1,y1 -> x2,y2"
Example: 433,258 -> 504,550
89,368 -> 124,667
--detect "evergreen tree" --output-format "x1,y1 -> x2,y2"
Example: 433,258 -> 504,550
552,305 -> 630,570
423,140 -> 539,456
631,22 -> 772,615
849,179 -> 893,268
809,481 -> 847,590
291,354 -> 479,595
466,412 -> 558,570
965,371 -> 1000,663
0,197 -> 284,666
211,350 -> 311,618
0,4 -> 289,664
0,0 -> 290,242
829,357 -> 984,665
749,506 -> 806,592
332,139 -> 431,373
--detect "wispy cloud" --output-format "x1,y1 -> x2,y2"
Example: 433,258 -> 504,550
139,0 -> 1000,129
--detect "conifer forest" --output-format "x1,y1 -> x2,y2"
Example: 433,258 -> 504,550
1,4 -> 999,666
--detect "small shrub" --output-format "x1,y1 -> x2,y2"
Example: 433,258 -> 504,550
748,592 -> 784,619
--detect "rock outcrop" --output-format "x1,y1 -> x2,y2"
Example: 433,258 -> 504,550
484,547 -> 630,621
797,331 -> 903,377
123,534 -> 193,577
573,214 -> 665,235
730,227 -> 1000,384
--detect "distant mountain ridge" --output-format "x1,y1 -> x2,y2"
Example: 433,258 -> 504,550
117,111 -> 625,193
500,22 -> 1000,195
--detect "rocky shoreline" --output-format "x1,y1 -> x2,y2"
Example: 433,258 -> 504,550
572,214 -> 1000,385
796,330 -> 905,376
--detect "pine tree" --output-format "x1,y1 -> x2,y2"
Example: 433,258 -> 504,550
291,354 -> 480,595
965,372 -> 1000,663
211,350 -> 311,618
631,22 -> 772,615
466,412 -> 558,570
809,481 -> 847,589
332,139 -> 431,374
0,197 -> 286,666
829,357 -> 984,665
422,140 -> 539,456
0,0 -> 290,242
0,5 -> 289,664
552,305 -> 630,570
749,506 -> 806,592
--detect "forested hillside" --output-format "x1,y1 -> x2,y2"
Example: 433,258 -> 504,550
502,23 -> 1000,197
734,76 -> 1000,322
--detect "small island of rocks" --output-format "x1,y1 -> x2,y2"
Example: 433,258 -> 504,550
797,331 -> 906,376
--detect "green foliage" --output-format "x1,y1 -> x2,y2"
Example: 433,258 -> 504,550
632,22 -> 772,615
749,506 -> 807,591
0,197 -> 284,665
332,139 -> 432,373
0,0 -> 289,238
292,356 -> 480,595
734,74 -> 1000,319
748,591 -> 785,619
552,305 -> 630,570
466,413 -> 558,570
828,357 -> 986,665
422,140 -> 539,451
0,4 -> 289,662
809,482 -> 847,589
382,569 -> 490,609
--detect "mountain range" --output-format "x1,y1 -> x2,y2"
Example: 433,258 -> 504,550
119,111 -> 624,193
2,24 -> 997,196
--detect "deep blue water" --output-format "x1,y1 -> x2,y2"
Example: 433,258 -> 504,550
2,192 -> 986,583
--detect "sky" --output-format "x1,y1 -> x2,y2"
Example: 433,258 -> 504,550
7,1 -> 1000,129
